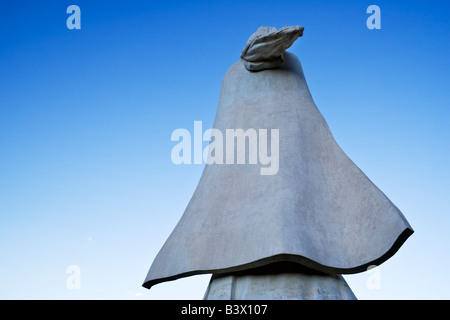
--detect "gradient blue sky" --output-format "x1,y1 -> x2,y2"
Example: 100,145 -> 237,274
0,0 -> 449,299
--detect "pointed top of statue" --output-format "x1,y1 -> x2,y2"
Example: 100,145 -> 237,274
240,25 -> 304,71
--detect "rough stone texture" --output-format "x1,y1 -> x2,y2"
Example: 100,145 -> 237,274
204,263 -> 356,300
240,25 -> 304,71
143,31 -> 413,291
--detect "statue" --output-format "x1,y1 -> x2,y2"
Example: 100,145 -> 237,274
143,25 -> 413,299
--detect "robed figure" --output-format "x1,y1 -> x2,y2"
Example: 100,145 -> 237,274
143,26 -> 413,299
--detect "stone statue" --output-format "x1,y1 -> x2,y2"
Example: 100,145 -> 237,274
143,25 -> 413,299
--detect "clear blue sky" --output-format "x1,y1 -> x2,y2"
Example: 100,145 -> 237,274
0,0 -> 449,299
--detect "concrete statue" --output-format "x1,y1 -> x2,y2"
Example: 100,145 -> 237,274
143,25 -> 414,299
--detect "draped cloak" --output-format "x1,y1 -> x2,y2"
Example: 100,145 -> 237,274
143,50 -> 413,290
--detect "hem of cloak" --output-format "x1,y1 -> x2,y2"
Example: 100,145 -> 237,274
142,227 -> 413,290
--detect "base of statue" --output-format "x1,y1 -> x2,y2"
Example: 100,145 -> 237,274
203,262 -> 356,300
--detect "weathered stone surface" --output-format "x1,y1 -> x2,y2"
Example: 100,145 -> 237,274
240,25 -> 304,71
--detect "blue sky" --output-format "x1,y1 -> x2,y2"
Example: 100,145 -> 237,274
0,0 -> 449,299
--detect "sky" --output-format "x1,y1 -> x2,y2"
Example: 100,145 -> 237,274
0,0 -> 449,300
